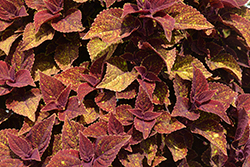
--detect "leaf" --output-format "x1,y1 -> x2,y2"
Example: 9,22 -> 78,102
43,0 -> 63,14
58,96 -> 87,121
118,150 -> 144,167
236,94 -> 250,111
24,0 -> 46,10
173,74 -> 191,98
108,113 -> 124,135
51,8 -> 85,33
140,137 -> 158,166
0,20 -> 13,32
191,118 -> 227,156
6,69 -> 36,88
0,129 -> 19,161
95,91 -> 116,112
152,81 -> 170,105
93,135 -> 131,167
79,131 -> 94,162
83,8 -> 139,43
171,54 -> 212,80
82,100 -> 100,124
39,72 -> 65,104
167,2 -> 214,30
129,109 -> 162,121
0,108 -> 11,125
115,104 -> 134,126
135,66 -> 161,82
87,37 -> 119,62
165,131 -> 188,162
82,121 -> 108,138
209,82 -> 238,110
134,118 -> 156,139
8,133 -> 40,161
0,33 -> 21,55
152,156 -> 167,167
54,40 -> 80,70
6,88 -> 42,122
77,82 -> 95,103
206,53 -> 242,81
154,112 -> 186,134
25,114 -> 56,156
21,23 -> 55,51
62,118 -> 85,150
223,14 -> 250,48
116,81 -> 138,99
137,78 -> 156,100
96,63 -> 138,92
55,67 -> 88,92
47,149 -> 82,167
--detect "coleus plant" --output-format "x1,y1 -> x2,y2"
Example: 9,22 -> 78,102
0,0 -> 250,166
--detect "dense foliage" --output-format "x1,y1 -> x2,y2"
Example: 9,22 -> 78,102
0,0 -> 250,166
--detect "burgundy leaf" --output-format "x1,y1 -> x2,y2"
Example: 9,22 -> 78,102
6,69 -> 36,88
115,104 -> 134,126
236,94 -> 250,112
0,159 -> 24,167
129,109 -> 162,121
93,135 -> 131,167
58,96 -> 87,121
24,0 -> 46,10
0,60 -> 10,82
34,10 -> 61,32
77,82 -> 95,103
115,81 -> 138,99
194,90 -> 217,105
95,91 -> 116,113
25,114 -> 56,155
134,118 -> 156,139
135,66 -> 161,82
39,72 -> 65,104
79,131 -> 94,162
8,132 -> 40,161
43,0 -> 63,14
108,113 -> 124,135
47,149 -> 83,167
172,96 -> 200,121
135,86 -> 154,112
82,121 -> 108,138
62,118 -> 85,150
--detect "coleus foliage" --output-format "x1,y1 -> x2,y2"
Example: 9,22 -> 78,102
0,0 -> 249,166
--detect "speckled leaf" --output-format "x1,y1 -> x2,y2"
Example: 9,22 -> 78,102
54,40 -> 80,70
82,100 -> 100,124
6,69 -> 36,88
108,113 -> 124,135
73,0 -> 87,3
154,112 -> 186,134
32,53 -> 60,82
173,74 -> 191,98
0,20 -> 13,32
93,135 -> 131,167
135,66 -> 161,82
83,8 -> 139,43
223,14 -> 250,48
51,8 -> 84,33
0,33 -> 21,55
43,0 -> 63,14
135,85 -> 154,112
89,53 -> 107,82
172,96 -> 200,121
116,81 -> 138,99
87,37 -> 119,62
137,79 -> 156,100
209,82 -> 238,110
134,118 -> 156,139
119,150 -> 144,167
96,63 -> 138,92
107,56 -> 128,72
77,83 -> 95,103
95,91 -> 116,112
10,43 -> 35,71
152,81 -> 170,105
129,109 -> 162,121
191,118 -> 227,155
140,137 -> 158,166
24,0 -> 46,10
152,156 -> 167,167
165,131 -> 188,162
21,23 -> 55,51
158,47 -> 176,74
82,121 -> 108,138
171,55 -> 212,80
7,133 -> 40,161
39,72 -> 65,104
79,131 -> 94,163
25,114 -> 56,156
34,10 -> 61,32
62,118 -> 85,150
55,67 -> 88,92
58,96 -> 87,121
236,94 -> 250,111
206,53 -> 242,81
0,129 -> 19,161
115,104 -> 134,126
167,2 -> 214,30
6,88 -> 42,122
47,149 -> 82,167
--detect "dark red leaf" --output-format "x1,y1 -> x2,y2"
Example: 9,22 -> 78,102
8,132 -> 40,161
115,104 -> 134,126
135,85 -> 154,112
194,90 -> 217,104
116,81 -> 138,99
93,135 -> 131,167
6,69 -> 35,88
151,81 -> 170,105
134,118 -> 156,139
62,118 -> 85,150
25,114 -> 56,156
82,121 -> 108,138
43,0 -> 63,14
236,94 -> 250,112
77,82 -> 95,103
137,79 -> 155,100
108,113 -> 124,135
47,149 -> 83,167
129,109 -> 162,121
0,159 -> 24,167
95,91 -> 116,112
141,54 -> 164,75
79,131 -> 94,162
